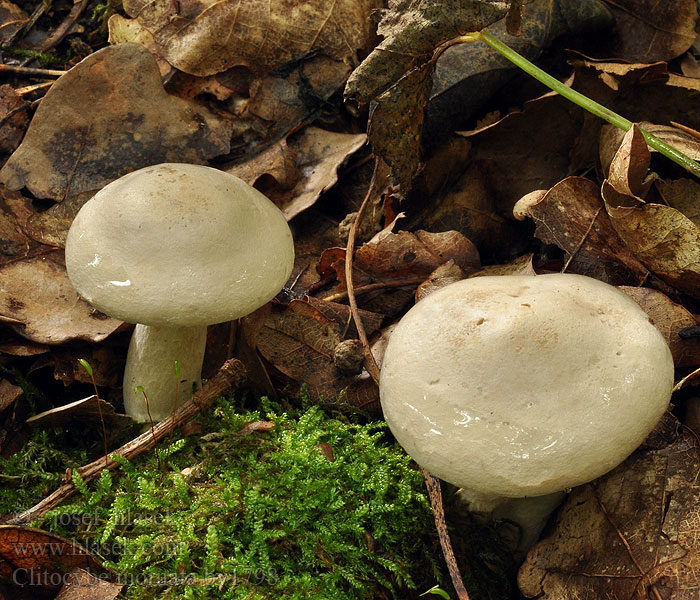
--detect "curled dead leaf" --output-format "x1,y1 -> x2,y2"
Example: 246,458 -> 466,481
603,126 -> 700,298
227,127 -> 367,220
515,176 -> 647,285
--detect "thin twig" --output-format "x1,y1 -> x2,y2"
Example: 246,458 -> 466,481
4,359 -> 247,526
345,161 -> 381,384
421,467 -> 470,600
36,0 -> 90,53
322,277 -> 425,302
0,63 -> 66,77
16,81 -> 53,95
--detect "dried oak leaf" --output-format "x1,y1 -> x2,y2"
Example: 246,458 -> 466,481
418,155 -> 545,262
570,59 -> 700,144
603,126 -> 700,299
257,297 -> 382,411
415,259 -> 466,302
468,252 -> 535,277
227,127 -> 367,220
514,176 -> 647,285
0,43 -> 231,201
111,0 -> 380,77
0,253 -> 123,344
519,424 -> 700,600
620,286 -> 700,368
606,0 -> 698,63
320,229 -> 480,291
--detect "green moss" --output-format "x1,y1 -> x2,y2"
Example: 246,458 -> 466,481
0,429 -> 88,514
0,46 -> 61,65
29,396 -> 440,599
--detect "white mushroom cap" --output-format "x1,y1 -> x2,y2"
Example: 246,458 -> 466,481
65,163 -> 294,327
379,273 -> 674,498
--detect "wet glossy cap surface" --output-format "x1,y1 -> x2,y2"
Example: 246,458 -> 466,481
65,163 -> 294,327
379,274 -> 674,497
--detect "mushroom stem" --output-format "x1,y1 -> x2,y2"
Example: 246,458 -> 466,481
457,488 -> 566,557
123,324 -> 207,422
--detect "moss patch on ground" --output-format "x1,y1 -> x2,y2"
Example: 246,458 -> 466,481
3,395 -> 442,599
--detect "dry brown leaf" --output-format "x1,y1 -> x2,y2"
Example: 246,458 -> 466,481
0,254 -> 123,344
0,379 -> 21,412
468,253 -> 536,277
344,0 -> 512,191
620,286 -> 700,368
256,297 -> 382,411
605,124 -> 653,202
603,127 -> 700,298
570,59 -> 700,146
656,178 -> 700,228
605,0 -> 699,63
112,0 -> 380,77
22,192 -> 92,248
107,14 -> 170,75
418,157 -> 540,262
227,127 -> 366,220
519,423 -> 700,599
606,201 -> 700,299
515,176 -> 647,285
367,61 -> 435,191
50,343 -> 127,388
320,229 -> 480,290
415,260 -> 466,302
0,525 -> 114,595
0,43 -> 231,201
54,567 -> 123,600
345,0 -> 511,105
425,0 -> 612,149
289,211 -> 344,297
227,138 -> 300,194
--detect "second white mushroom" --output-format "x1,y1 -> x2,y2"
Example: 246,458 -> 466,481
379,273 -> 674,552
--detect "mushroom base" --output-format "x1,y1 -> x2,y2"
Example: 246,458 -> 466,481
457,488 -> 566,557
123,324 -> 208,422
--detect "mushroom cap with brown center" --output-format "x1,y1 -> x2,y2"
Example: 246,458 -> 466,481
65,163 -> 294,327
379,274 -> 674,498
